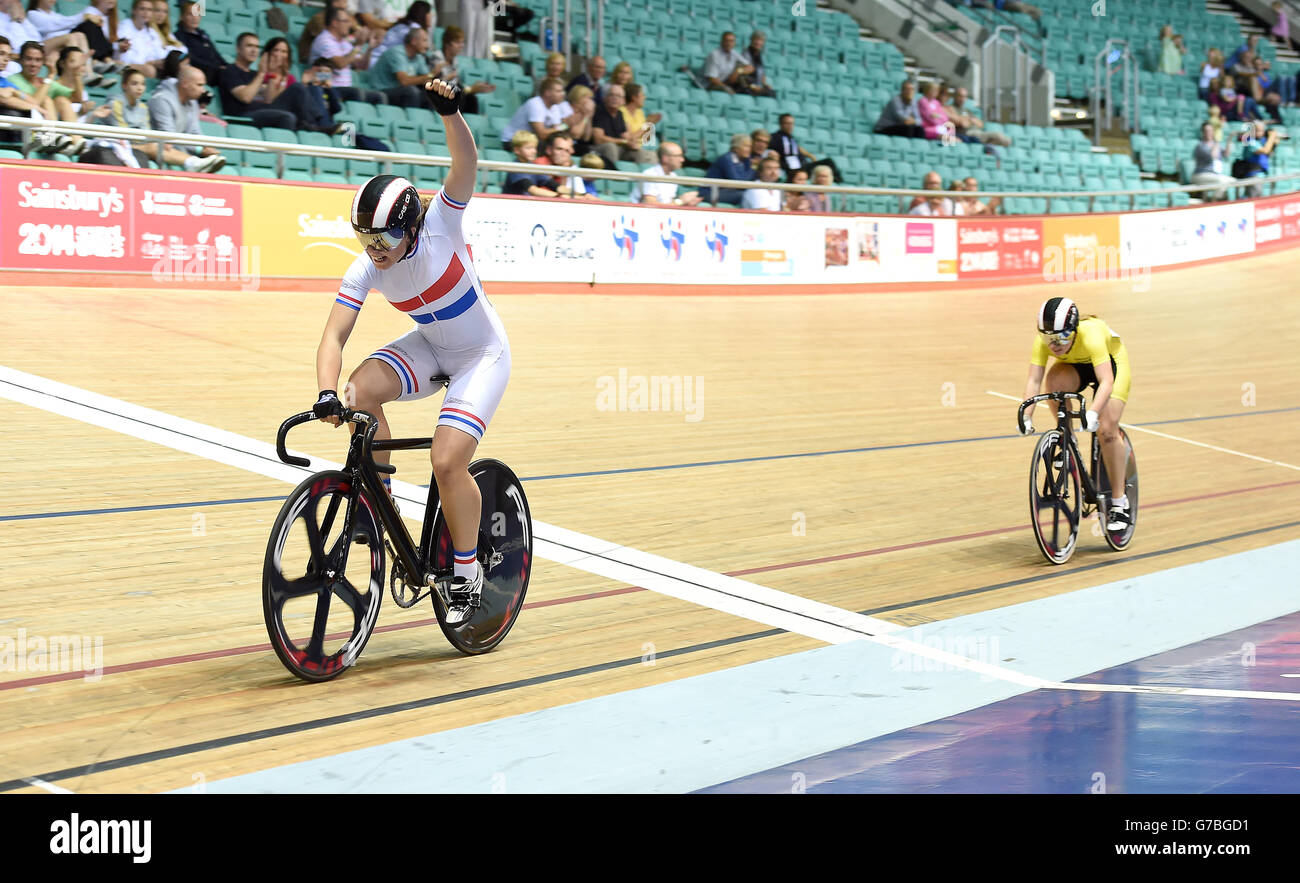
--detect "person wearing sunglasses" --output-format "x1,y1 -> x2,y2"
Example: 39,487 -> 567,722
1019,296 -> 1133,530
313,78 -> 509,623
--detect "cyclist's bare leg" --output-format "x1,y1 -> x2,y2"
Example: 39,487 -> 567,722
431,425 -> 481,574
1097,398 -> 1129,504
1041,362 -> 1081,421
347,359 -> 403,474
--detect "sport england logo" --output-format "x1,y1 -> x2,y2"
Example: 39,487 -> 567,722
704,220 -> 727,261
612,216 -> 638,259
660,219 -> 684,261
530,223 -> 548,259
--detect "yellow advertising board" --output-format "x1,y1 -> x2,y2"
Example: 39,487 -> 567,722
241,181 -> 362,278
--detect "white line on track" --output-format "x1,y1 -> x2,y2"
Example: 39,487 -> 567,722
22,777 -> 74,794
986,389 -> 1300,471
3,365 -> 1294,704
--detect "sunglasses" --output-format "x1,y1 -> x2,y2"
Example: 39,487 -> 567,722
1041,330 -> 1074,346
355,226 -> 405,252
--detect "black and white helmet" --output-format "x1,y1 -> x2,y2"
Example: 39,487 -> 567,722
351,174 -> 421,250
1037,296 -> 1080,337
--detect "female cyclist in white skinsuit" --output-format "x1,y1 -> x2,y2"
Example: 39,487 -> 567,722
312,79 -> 510,623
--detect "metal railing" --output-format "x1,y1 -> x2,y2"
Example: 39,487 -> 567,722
2,116 -> 1296,213
1093,39 -> 1140,145
981,25 -> 1047,125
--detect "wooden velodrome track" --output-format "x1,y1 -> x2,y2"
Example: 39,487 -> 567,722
1,243 -> 1298,794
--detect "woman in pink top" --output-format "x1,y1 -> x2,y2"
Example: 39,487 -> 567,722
917,81 -> 952,140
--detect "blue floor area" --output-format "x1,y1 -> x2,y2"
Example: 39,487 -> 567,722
702,612 -> 1300,794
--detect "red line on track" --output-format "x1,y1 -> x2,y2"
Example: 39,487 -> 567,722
3,479 -> 1296,691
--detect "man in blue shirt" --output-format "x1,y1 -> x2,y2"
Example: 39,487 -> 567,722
700,133 -> 757,205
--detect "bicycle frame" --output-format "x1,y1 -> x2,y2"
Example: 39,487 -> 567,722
276,408 -> 445,592
1019,392 -> 1105,511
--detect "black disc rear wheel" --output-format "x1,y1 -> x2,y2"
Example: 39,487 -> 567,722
429,458 -> 532,654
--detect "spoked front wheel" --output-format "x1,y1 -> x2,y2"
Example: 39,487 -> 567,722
262,471 -> 385,682
1029,431 -> 1081,564
428,458 -> 533,655
1096,429 -> 1139,551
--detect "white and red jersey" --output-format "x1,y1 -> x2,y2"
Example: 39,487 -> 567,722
336,190 -> 511,442
335,189 -> 501,350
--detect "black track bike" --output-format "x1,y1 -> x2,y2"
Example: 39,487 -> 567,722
263,379 -> 532,682
1017,392 -> 1139,564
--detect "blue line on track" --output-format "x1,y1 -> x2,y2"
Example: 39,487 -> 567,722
8,405 -> 1296,521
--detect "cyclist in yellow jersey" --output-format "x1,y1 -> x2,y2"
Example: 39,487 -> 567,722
1020,296 -> 1134,530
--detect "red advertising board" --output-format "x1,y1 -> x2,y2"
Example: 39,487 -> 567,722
1,165 -> 242,273
1252,192 -> 1300,248
956,218 -> 1044,279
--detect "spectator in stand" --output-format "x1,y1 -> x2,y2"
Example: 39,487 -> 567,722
566,54 -> 605,96
630,140 -> 701,205
174,1 -> 224,86
607,60 -> 633,95
1210,75 -> 1260,122
1157,25 -> 1186,75
703,31 -> 753,94
1272,1 -> 1292,51
73,0 -> 122,75
28,0 -> 116,76
946,180 -> 968,215
500,76 -> 573,149
0,33 -> 16,76
702,132 -> 757,205
784,167 -> 811,211
148,0 -> 184,56
368,1 -> 431,65
1198,47 -> 1223,101
357,0 -> 406,35
945,85 -> 1012,147
429,26 -> 494,115
368,26 -> 438,107
620,83 -> 660,149
576,151 -> 604,198
311,6 -> 385,104
503,129 -> 559,197
908,170 -> 952,216
806,164 -> 833,211
458,0 -> 492,59
1226,34 -> 1261,73
220,32 -> 338,130
740,30 -> 775,97
749,127 -> 778,171
961,176 -> 1001,215
535,50 -> 565,92
564,83 -> 595,156
1236,118 -> 1281,197
918,80 -> 954,140
116,0 -> 169,78
874,78 -> 924,137
533,130 -> 594,198
1192,121 -> 1235,201
591,82 -> 654,169
299,0 -> 355,64
742,155 -> 783,210
88,66 -> 223,170
772,113 -> 840,181
1232,48 -> 1265,101
2,0 -> 94,67
1,38 -> 58,145
2,40 -> 82,152
148,63 -> 227,168
1205,104 -> 1225,142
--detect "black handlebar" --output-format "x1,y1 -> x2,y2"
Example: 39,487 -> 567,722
275,408 -> 395,474
1017,392 -> 1085,435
